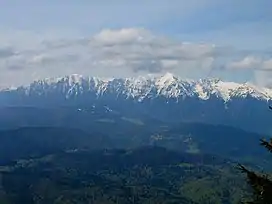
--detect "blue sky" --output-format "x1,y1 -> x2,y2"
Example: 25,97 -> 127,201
0,0 -> 271,87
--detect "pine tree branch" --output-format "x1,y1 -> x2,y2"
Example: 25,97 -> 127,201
239,106 -> 272,203
238,163 -> 251,174
260,139 -> 272,153
238,164 -> 272,203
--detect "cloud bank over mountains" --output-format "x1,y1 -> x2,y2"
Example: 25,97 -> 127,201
0,28 -> 271,88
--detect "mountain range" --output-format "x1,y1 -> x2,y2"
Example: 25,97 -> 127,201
0,73 -> 271,203
0,73 -> 271,133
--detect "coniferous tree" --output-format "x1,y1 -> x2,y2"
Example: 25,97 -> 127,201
239,107 -> 272,203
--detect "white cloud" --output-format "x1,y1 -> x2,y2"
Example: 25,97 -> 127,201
254,71 -> 272,88
0,28 -> 270,88
254,59 -> 272,87
226,56 -> 272,71
225,56 -> 272,87
262,59 -> 272,70
92,28 -> 150,45
227,56 -> 261,69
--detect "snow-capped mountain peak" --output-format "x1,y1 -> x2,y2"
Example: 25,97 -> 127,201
3,73 -> 272,102
156,72 -> 177,85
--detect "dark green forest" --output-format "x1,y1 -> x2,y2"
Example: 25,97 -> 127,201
0,112 -> 270,203
0,147 -> 248,204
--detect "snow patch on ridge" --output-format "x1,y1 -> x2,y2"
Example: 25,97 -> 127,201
3,73 -> 272,102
